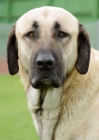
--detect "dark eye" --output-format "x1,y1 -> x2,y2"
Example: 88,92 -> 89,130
27,32 -> 35,38
58,31 -> 69,38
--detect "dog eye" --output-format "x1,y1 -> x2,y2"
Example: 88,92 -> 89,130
26,32 -> 35,38
29,32 -> 35,37
58,31 -> 69,38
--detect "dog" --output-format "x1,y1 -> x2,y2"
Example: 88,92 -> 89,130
7,6 -> 99,140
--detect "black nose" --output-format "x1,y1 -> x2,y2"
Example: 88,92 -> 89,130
35,53 -> 55,70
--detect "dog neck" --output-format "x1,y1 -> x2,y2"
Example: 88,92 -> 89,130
26,85 -> 63,140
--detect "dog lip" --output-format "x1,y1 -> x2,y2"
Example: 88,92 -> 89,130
31,76 -> 52,88
31,75 -> 63,89
40,78 -> 52,85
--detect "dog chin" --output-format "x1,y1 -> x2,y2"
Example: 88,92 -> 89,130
31,77 -> 63,89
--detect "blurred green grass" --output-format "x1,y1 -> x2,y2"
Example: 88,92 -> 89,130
0,74 -> 39,140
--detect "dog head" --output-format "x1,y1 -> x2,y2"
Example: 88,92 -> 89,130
7,6 -> 90,89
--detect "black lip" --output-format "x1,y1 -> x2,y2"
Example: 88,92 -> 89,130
32,82 -> 43,89
31,74 -> 63,89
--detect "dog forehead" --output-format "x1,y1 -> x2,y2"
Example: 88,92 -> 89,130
16,6 -> 78,35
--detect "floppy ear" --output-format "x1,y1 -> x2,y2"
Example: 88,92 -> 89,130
7,25 -> 19,75
76,24 -> 91,74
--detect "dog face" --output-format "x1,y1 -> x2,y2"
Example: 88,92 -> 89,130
7,6 -> 90,89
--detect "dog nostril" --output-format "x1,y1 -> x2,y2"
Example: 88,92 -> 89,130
47,61 -> 54,67
35,54 -> 55,69
36,60 -> 54,69
36,61 -> 43,67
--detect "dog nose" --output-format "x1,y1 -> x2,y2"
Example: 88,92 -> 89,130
36,53 -> 55,70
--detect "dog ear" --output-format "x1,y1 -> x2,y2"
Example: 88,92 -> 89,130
7,25 -> 19,75
76,24 -> 91,74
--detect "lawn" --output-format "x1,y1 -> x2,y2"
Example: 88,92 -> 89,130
0,74 -> 39,140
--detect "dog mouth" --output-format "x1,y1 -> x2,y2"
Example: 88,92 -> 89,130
40,77 -> 53,85
31,75 -> 63,89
